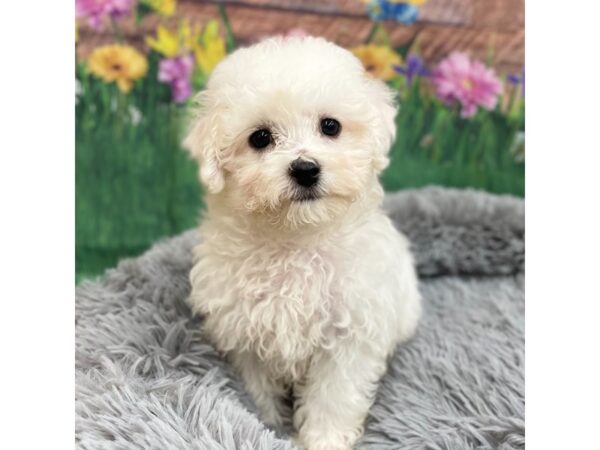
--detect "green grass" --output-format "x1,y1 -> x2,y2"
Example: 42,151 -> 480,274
382,156 -> 524,195
76,74 -> 524,281
382,86 -> 524,195
76,62 -> 202,281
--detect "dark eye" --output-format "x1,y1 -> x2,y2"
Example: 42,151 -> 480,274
320,118 -> 341,137
249,128 -> 272,149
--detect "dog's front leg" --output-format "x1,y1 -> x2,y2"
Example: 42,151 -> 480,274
229,350 -> 289,428
293,342 -> 387,450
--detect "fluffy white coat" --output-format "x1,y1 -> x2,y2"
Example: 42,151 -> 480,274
185,36 -> 421,450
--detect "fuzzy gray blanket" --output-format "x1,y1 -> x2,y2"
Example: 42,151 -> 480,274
76,187 -> 525,449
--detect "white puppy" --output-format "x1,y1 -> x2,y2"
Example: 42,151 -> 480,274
184,36 -> 421,450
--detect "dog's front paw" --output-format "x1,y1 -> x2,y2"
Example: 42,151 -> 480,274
259,406 -> 288,430
293,429 -> 360,450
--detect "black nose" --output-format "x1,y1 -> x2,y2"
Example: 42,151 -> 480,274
289,159 -> 320,188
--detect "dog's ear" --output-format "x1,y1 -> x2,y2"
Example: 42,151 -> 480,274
365,78 -> 398,172
183,90 -> 226,194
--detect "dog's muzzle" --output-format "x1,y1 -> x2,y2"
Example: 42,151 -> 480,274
289,158 -> 320,188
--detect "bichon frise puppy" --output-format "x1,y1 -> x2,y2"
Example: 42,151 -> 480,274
184,36 -> 421,450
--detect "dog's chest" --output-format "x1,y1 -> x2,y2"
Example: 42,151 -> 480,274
194,241 -> 351,377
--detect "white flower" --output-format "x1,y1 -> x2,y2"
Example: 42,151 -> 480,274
128,105 -> 143,125
75,79 -> 83,104
510,131 -> 525,163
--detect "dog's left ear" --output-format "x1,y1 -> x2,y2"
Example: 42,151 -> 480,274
366,78 -> 398,172
183,90 -> 226,194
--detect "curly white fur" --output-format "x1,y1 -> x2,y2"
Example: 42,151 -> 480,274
184,36 -> 421,450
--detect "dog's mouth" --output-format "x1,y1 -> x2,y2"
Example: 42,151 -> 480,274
290,188 -> 321,202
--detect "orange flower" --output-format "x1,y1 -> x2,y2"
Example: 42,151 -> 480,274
352,45 -> 402,80
88,44 -> 148,93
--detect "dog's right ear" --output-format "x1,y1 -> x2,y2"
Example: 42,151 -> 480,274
183,90 -> 226,194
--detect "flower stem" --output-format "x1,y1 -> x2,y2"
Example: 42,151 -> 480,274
110,16 -> 124,44
217,4 -> 236,52
364,22 -> 380,44
364,22 -> 391,46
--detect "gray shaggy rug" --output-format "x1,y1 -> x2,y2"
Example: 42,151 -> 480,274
76,187 -> 524,450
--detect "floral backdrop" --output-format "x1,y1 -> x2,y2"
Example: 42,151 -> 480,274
76,0 -> 525,280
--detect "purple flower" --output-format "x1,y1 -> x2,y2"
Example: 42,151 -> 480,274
507,68 -> 525,96
431,52 -> 503,118
158,54 -> 195,103
393,54 -> 429,86
76,0 -> 136,30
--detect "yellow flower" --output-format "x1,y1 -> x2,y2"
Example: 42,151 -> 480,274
88,44 -> 148,93
194,20 -> 226,76
145,19 -> 226,75
146,25 -> 179,57
146,20 -> 202,57
351,45 -> 402,81
143,0 -> 176,17
179,20 -> 202,51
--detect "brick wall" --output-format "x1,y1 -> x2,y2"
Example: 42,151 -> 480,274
77,0 -> 524,74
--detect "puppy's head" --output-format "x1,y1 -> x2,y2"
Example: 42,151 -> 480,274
184,36 -> 397,228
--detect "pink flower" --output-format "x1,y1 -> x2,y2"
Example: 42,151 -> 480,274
76,0 -> 136,30
284,28 -> 309,39
158,54 -> 195,103
431,52 -> 503,118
